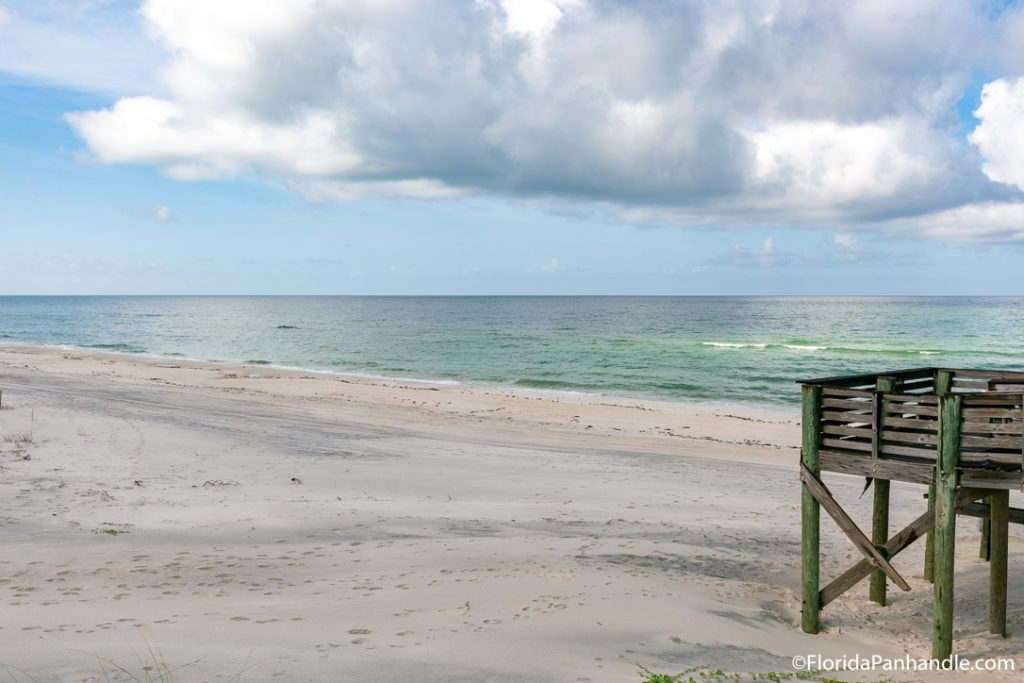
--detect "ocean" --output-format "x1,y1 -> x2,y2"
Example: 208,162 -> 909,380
2,296 -> 1023,409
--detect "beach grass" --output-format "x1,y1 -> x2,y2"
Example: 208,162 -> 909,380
1,631 -> 253,683
1,432 -> 32,444
637,665 -> 896,683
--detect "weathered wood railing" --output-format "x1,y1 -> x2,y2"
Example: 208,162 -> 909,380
798,367 -> 1022,662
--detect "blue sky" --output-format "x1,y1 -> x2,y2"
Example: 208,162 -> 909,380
3,1 -> 1024,295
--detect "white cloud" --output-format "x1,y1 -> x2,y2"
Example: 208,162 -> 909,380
708,236 -> 794,268
745,118 -> 941,209
59,0 -> 1024,241
834,232 -> 858,252
295,178 -> 465,203
540,257 -> 562,272
826,232 -> 867,262
498,0 -> 580,40
130,204 -> 176,221
67,96 -> 361,181
886,201 -> 1024,243
970,77 -> 1024,192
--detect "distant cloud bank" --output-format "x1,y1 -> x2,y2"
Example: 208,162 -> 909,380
64,0 -> 1024,241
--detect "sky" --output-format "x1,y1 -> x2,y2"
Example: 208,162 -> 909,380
3,0 -> 1024,295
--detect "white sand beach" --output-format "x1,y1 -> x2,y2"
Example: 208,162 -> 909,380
0,345 -> 1021,682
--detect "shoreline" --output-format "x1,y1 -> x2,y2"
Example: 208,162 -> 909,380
1,344 -> 1020,681
6,339 -> 803,414
0,344 -> 802,465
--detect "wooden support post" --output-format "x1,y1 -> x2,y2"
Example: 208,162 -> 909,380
932,393 -> 961,662
870,376 -> 896,605
870,480 -> 890,604
801,384 -> 822,634
980,496 -> 992,561
926,370 -> 953,584
924,485 -> 936,582
990,489 -> 1009,636
924,484 -> 936,582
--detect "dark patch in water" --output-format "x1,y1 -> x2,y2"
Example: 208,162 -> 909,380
276,325 -> 298,329
514,378 -> 590,391
88,343 -> 145,352
243,359 -> 271,365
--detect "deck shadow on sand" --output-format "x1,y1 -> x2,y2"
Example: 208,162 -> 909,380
580,551 -> 793,586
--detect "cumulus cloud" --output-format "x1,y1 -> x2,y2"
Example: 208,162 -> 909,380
68,97 -> 360,180
813,232 -> 872,263
885,201 -> 1024,243
970,77 -> 1024,192
706,237 -> 794,268
742,118 -> 970,218
540,257 -> 563,273
62,0 -> 1024,240
130,204 -> 176,221
833,233 -> 861,257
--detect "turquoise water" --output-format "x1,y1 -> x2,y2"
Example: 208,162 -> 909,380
2,296 -> 1024,408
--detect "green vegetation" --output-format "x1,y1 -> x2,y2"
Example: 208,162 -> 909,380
638,665 -> 896,683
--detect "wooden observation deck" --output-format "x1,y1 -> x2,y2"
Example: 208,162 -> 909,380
798,367 -> 1023,660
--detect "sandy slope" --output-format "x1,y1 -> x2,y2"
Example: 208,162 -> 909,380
0,345 -> 1020,682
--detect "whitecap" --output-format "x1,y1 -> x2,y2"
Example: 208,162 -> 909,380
701,342 -> 767,348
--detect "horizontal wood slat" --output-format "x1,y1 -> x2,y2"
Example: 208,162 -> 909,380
960,420 -> 1023,435
882,403 -> 938,417
822,410 -> 871,423
961,434 -> 1022,450
882,415 -> 938,430
822,437 -> 872,452
822,424 -> 872,438
822,387 -> 874,399
822,397 -> 874,410
880,443 -> 937,459
960,469 -> 1024,489
958,451 -> 1021,466
961,393 -> 1024,405
953,369 -> 1024,381
962,410 -> 1021,422
881,430 -> 937,446
819,450 -> 936,484
882,392 -> 939,404
953,378 -> 988,389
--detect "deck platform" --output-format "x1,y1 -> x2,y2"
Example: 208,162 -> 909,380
798,367 -> 1022,660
